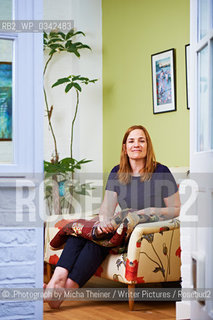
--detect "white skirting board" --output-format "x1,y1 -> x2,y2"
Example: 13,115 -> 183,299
176,301 -> 191,320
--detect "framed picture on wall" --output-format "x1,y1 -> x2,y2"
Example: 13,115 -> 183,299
185,44 -> 190,110
0,62 -> 12,140
151,48 -> 176,114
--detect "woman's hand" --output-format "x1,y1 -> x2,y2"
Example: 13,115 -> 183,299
96,221 -> 115,235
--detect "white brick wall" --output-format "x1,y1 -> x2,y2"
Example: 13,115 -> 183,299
0,202 -> 40,320
0,182 -> 43,319
0,302 -> 35,319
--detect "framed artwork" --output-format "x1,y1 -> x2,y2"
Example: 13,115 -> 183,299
151,49 -> 176,114
0,62 -> 12,140
185,44 -> 190,110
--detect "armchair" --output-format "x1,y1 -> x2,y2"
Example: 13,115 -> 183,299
44,216 -> 181,310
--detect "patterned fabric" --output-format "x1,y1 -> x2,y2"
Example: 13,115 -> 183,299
96,219 -> 181,284
44,216 -> 181,285
50,210 -> 159,249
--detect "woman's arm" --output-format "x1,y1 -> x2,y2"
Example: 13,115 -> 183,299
97,190 -> 118,234
138,190 -> 181,219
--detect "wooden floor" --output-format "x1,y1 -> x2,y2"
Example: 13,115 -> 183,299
44,300 -> 176,320
44,266 -> 176,320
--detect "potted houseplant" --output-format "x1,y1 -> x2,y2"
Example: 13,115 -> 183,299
43,29 -> 97,215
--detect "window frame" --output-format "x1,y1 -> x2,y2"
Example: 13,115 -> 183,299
0,0 -> 43,177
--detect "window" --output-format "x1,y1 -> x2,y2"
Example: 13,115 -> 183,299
0,0 -> 43,175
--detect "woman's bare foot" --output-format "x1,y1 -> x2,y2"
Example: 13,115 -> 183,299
44,267 -> 68,309
65,278 -> 79,289
43,267 -> 79,309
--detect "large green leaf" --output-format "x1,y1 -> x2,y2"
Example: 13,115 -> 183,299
48,38 -> 64,44
44,161 -> 63,174
77,76 -> 90,82
57,32 -> 66,39
72,31 -> 85,37
65,40 -> 72,48
52,78 -> 71,88
74,42 -> 91,50
43,31 -> 48,39
71,75 -> 81,81
77,159 -> 92,164
49,31 -> 58,38
73,82 -> 82,92
65,83 -> 74,93
60,157 -> 75,166
65,29 -> 75,40
49,44 -> 64,50
90,79 -> 98,83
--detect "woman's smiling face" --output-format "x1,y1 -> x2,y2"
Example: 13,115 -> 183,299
125,129 -> 147,161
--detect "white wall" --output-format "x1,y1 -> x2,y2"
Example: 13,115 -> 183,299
44,0 -> 103,176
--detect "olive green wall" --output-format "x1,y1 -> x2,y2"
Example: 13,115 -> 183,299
102,0 -> 190,175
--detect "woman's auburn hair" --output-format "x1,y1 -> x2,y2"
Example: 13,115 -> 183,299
118,125 -> 157,184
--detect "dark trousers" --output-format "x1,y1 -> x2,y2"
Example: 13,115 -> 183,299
56,236 -> 110,287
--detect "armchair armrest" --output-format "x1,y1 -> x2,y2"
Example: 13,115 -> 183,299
127,218 -> 180,263
124,218 -> 180,283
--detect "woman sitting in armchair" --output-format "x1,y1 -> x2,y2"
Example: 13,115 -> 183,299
44,124 -> 180,309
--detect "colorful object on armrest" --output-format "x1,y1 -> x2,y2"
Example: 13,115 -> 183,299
50,210 -> 159,249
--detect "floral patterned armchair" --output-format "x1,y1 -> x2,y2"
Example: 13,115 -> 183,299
44,215 -> 181,310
